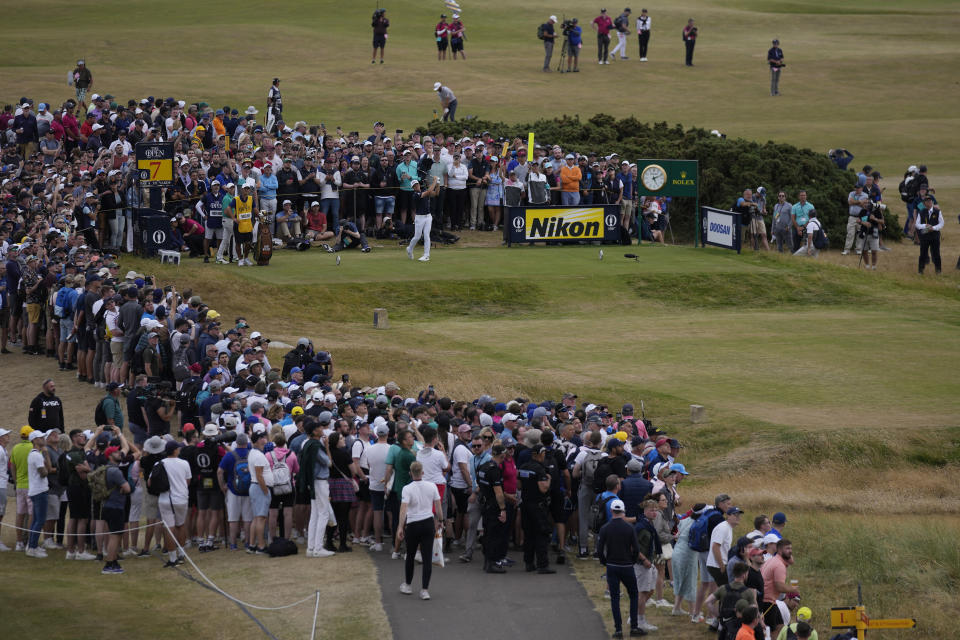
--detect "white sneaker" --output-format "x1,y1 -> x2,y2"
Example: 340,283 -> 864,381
314,548 -> 335,558
705,617 -> 717,628
65,550 -> 76,559
641,57 -> 648,61
15,542 -> 25,552
641,621 -> 658,632
420,589 -> 431,600
691,614 -> 704,624
0,542 -> 10,552
399,583 -> 413,595
123,548 -> 138,557
841,250 -> 849,255
305,549 -> 316,558
656,598 -> 672,608
43,539 -> 63,549
76,551 -> 97,560
418,255 -> 430,262
391,551 -> 402,560
24,547 -> 36,558
599,61 -> 604,65
29,547 -> 48,558
371,543 -> 383,552
407,246 -> 414,260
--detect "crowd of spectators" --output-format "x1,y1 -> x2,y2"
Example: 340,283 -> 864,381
0,256 -> 810,635
1,90 -> 673,267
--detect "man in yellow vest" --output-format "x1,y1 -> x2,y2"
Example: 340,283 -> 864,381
234,179 -> 259,266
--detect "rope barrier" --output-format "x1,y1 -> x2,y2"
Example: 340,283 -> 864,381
0,519 -> 159,533
161,521 -> 322,612
175,567 -> 283,640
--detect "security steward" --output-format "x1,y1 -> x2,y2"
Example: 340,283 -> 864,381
518,444 -> 555,574
477,444 -> 508,574
915,194 -> 944,274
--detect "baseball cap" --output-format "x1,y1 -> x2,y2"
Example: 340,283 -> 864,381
762,533 -> 780,546
318,411 -> 333,424
726,506 -> 744,516
20,425 -> 33,438
772,512 -> 787,524
103,445 -> 121,458
609,499 -> 625,512
0,429 -> 10,438
797,607 -> 812,622
28,430 -> 45,442
165,440 -> 183,453
457,424 -> 472,434
433,82 -> 442,91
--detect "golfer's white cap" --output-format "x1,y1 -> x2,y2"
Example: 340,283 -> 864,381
908,165 -> 918,173
433,82 -> 442,91
550,15 -> 557,22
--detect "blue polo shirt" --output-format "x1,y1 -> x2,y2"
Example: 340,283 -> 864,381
792,201 -> 814,227
619,171 -> 635,200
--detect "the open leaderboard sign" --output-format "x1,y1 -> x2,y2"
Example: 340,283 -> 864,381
700,206 -> 743,253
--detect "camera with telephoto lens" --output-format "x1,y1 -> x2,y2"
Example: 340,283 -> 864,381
561,19 -> 576,35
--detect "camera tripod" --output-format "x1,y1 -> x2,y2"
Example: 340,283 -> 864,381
556,36 -> 569,72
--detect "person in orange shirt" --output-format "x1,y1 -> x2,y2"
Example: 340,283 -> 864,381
212,109 -> 227,137
735,606 -> 760,640
559,154 -> 582,205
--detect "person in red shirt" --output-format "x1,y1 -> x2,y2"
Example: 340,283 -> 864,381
449,14 -> 465,60
592,9 -> 614,64
435,14 -> 450,60
499,437 -> 518,563
305,201 -> 335,244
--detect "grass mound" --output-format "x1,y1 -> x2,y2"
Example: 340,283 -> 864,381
626,271 -> 874,308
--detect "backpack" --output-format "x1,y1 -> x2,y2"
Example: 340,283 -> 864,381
88,465 -> 111,503
147,459 -> 171,496
537,23 -> 547,40
54,287 -> 73,319
784,626 -> 799,640
592,457 -> 616,494
898,175 -> 917,203
591,493 -> 617,533
614,15 -> 627,31
811,219 -> 829,250
57,451 -> 72,486
266,536 -> 298,557
232,450 -> 251,496
176,378 -> 203,420
687,508 -> 719,551
94,398 -> 109,427
269,450 -> 293,495
580,449 -> 605,491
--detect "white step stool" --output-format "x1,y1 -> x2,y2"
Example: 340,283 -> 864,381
158,250 -> 181,265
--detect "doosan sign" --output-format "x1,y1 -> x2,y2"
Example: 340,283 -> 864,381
700,206 -> 742,253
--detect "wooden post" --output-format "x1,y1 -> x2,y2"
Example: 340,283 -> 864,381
373,308 -> 389,329
690,404 -> 706,423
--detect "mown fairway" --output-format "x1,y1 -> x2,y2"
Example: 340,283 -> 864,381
3,0 -> 959,203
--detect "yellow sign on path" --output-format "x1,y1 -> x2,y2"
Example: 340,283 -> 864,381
831,605 -> 916,639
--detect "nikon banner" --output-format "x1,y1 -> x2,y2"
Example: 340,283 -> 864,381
506,206 -> 621,245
